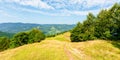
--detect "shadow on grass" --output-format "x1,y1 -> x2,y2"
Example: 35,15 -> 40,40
111,40 -> 120,49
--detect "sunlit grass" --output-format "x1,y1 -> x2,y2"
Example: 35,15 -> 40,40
71,40 -> 120,60
0,32 -> 120,60
46,32 -> 71,42
0,40 -> 69,60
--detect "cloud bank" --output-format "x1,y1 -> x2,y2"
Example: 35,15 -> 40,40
1,0 -> 120,16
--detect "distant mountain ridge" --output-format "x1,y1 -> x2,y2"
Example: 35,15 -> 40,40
0,23 -> 75,35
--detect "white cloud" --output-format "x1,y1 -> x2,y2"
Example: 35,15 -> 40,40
70,0 -> 118,8
1,0 -> 120,16
9,6 -> 100,16
39,0 -> 120,16
8,6 -> 70,16
56,9 -> 101,16
4,0 -> 54,9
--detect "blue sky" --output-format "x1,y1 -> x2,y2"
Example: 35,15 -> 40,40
0,0 -> 120,24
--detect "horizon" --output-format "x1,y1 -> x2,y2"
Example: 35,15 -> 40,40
0,22 -> 75,25
0,0 -> 120,24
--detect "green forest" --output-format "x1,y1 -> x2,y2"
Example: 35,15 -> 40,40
71,3 -> 120,42
0,28 -> 45,51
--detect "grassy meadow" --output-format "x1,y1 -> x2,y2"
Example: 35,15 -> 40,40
0,32 -> 120,60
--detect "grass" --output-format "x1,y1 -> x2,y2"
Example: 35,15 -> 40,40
0,32 -> 120,60
46,32 -> 71,42
0,40 -> 70,60
71,40 -> 120,60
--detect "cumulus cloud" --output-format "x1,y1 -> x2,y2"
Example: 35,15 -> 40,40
69,0 -> 117,8
1,0 -> 120,16
42,0 -> 119,10
4,0 -> 54,9
40,0 -> 120,16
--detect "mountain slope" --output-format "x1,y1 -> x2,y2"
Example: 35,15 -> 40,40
0,32 -> 120,60
0,23 -> 75,35
0,31 -> 14,38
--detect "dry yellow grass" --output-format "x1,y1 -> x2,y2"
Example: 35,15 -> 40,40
46,32 -> 71,42
71,40 -> 120,60
0,32 -> 120,60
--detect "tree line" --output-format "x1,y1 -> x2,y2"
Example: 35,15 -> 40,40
0,28 -> 69,51
0,28 -> 45,51
71,3 -> 120,42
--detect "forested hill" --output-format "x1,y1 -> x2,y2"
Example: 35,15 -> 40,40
0,31 -> 14,38
0,23 -> 75,35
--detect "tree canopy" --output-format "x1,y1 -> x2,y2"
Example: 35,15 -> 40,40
71,3 -> 120,42
10,28 -> 45,48
0,37 -> 10,51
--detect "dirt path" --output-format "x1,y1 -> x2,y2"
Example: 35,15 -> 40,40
67,44 -> 85,59
64,34 -> 71,41
64,43 -> 74,60
64,42 -> 87,60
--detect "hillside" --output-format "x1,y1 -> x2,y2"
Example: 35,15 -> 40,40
0,31 -> 14,38
0,32 -> 120,60
0,23 -> 75,35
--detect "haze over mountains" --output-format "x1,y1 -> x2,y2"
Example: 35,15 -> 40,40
0,23 -> 75,35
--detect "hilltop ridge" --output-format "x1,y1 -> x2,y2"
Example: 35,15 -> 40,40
0,32 -> 120,60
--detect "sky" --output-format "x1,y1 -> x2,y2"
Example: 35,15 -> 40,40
0,0 -> 120,24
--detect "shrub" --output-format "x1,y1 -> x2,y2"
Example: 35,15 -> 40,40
70,22 -> 84,42
28,28 -> 45,43
0,37 -> 10,51
10,32 -> 29,48
10,28 -> 45,48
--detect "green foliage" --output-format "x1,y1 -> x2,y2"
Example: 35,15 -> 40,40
10,32 -> 29,48
71,13 -> 96,42
70,22 -> 84,42
28,28 -> 45,43
0,37 -> 10,51
71,3 -> 120,42
82,13 -> 96,40
10,28 -> 45,48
